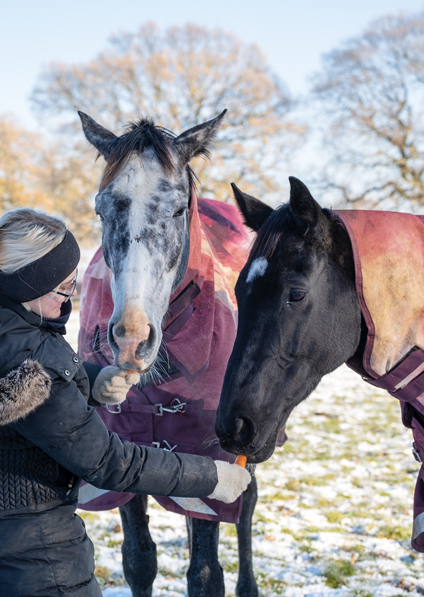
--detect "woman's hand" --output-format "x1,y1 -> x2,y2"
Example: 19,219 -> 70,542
92,366 -> 140,405
207,460 -> 251,503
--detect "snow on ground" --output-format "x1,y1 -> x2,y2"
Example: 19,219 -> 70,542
67,309 -> 424,596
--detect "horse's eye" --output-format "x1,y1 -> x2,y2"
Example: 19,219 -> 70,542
173,207 -> 186,218
288,290 -> 306,302
96,212 -> 104,222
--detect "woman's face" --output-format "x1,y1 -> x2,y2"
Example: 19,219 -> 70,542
26,268 -> 78,319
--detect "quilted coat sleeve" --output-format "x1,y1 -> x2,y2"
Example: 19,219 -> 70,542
11,375 -> 218,498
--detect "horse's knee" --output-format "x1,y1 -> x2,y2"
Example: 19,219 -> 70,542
187,558 -> 224,597
121,535 -> 157,591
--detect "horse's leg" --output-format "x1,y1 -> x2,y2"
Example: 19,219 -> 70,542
236,465 -> 258,597
119,495 -> 157,597
186,517 -> 225,597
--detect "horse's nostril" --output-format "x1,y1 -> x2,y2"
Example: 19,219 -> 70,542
135,325 -> 156,359
135,339 -> 146,359
233,417 -> 255,445
234,418 -> 244,439
114,324 -> 126,338
108,324 -> 119,352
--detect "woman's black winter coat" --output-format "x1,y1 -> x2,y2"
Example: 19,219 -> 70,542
0,295 -> 217,596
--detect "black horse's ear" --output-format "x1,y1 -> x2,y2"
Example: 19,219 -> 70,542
289,177 -> 322,230
78,111 -> 117,159
231,183 -> 273,231
173,110 -> 227,165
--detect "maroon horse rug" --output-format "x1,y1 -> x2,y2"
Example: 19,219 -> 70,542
337,210 -> 424,551
78,193 -> 251,522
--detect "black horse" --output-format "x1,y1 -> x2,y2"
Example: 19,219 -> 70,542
215,176 -> 364,461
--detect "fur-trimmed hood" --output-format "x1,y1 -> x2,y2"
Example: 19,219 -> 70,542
0,359 -> 51,426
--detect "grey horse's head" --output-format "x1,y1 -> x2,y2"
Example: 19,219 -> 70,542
79,111 -> 226,372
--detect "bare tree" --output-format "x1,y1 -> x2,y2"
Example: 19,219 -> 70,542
0,117 -> 54,212
0,116 -> 101,242
312,12 -> 424,208
31,22 -> 305,202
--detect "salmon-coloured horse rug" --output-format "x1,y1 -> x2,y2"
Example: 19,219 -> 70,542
337,210 -> 424,551
78,193 -> 251,522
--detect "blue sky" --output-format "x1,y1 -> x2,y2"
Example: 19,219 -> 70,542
1,0 -> 424,131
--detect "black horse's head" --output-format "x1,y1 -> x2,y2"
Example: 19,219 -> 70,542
215,177 -> 362,463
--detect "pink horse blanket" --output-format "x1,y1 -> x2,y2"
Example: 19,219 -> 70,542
337,210 -> 424,551
77,192 -> 251,523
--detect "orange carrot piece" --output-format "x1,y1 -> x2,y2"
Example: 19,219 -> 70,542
235,455 -> 247,467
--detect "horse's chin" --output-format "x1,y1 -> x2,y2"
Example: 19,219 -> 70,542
245,441 -> 277,464
245,424 -> 280,463
220,422 -> 281,464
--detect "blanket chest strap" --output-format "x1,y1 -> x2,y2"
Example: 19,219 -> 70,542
362,348 -> 424,402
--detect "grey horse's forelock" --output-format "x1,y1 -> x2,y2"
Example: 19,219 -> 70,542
100,119 -> 176,191
99,119 -> 200,194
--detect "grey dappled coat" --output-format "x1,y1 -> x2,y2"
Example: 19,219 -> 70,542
0,295 -> 217,596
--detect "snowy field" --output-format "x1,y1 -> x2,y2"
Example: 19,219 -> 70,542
67,310 -> 424,597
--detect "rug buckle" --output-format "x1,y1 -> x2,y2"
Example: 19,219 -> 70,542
106,403 -> 122,414
155,398 -> 186,416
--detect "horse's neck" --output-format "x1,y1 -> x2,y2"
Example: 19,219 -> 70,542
325,209 -> 363,363
324,209 -> 356,285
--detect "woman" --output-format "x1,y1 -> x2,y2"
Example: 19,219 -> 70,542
0,209 -> 250,596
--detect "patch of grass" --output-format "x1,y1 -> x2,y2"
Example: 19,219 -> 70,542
94,565 -> 114,588
106,537 -> 122,548
270,491 -> 297,501
324,559 -> 356,588
254,513 -> 273,524
325,511 -> 346,524
157,566 -> 181,578
304,526 -> 321,534
303,473 -> 337,486
223,560 -> 238,573
221,523 -> 237,537
78,511 -> 98,523
284,479 -> 301,491
298,542 -> 314,554
277,527 -> 296,537
350,588 -> 374,597
350,544 -> 367,556
376,524 -> 410,541
256,573 -> 286,593
322,419 -> 341,433
318,497 -> 337,508
313,451 -> 331,461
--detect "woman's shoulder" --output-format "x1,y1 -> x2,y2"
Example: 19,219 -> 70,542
33,333 -> 83,383
0,307 -> 44,374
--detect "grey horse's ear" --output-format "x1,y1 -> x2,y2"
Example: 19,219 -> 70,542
231,183 -> 273,232
78,111 -> 117,159
289,177 -> 322,230
173,110 -> 227,165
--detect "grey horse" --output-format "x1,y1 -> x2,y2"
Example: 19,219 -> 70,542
78,111 -> 259,597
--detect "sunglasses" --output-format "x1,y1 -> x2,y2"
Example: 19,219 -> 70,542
50,269 -> 78,303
